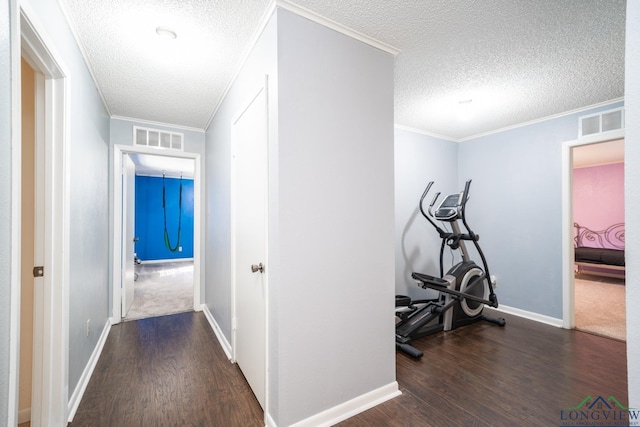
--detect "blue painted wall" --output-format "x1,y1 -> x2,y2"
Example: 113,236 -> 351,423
135,176 -> 194,261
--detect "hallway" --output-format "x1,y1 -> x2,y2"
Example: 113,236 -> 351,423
71,312 -> 263,426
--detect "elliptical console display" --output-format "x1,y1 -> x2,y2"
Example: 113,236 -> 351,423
395,180 -> 506,359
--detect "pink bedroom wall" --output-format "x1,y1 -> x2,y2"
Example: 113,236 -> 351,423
573,162 -> 624,231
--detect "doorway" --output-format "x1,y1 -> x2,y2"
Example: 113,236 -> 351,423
231,83 -> 269,410
18,56 -> 36,426
123,152 -> 196,321
112,146 -> 202,323
571,139 -> 625,340
13,7 -> 71,425
561,130 -> 626,339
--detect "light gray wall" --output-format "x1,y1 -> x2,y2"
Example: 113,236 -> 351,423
110,118 -> 206,314
20,0 -> 112,399
274,9 -> 395,426
394,128 -> 458,300
110,118 -> 206,154
206,8 -> 395,426
457,100 -> 623,319
1,1 -> 13,421
204,10 -> 278,348
625,0 -> 639,408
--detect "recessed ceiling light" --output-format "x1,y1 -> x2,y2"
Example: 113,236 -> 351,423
458,99 -> 474,120
156,26 -> 177,40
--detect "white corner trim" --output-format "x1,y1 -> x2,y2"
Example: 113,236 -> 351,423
67,319 -> 112,422
394,123 -> 460,142
204,0 -> 400,131
276,0 -> 400,56
56,0 -> 112,116
111,115 -> 205,133
265,413 -> 277,427
139,257 -> 194,265
201,304 -> 233,360
490,305 -> 564,328
457,98 -> 625,142
287,382 -> 401,427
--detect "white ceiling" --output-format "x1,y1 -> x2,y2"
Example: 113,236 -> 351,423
59,0 -> 626,141
573,138 -> 624,168
129,153 -> 195,179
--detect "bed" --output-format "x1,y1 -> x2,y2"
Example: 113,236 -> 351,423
574,222 -> 625,278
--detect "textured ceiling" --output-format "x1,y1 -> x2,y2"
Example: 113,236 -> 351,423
59,0 -> 626,140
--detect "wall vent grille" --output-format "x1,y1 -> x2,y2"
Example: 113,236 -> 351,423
133,126 -> 184,151
579,107 -> 624,138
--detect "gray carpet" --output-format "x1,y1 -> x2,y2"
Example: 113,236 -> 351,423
575,274 -> 625,341
124,261 -> 194,321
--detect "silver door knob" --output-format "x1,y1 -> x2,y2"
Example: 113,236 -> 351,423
251,263 -> 264,273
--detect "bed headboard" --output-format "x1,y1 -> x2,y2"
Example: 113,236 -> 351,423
574,222 -> 625,250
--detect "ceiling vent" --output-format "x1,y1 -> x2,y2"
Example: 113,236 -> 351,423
134,126 -> 184,151
579,107 -> 624,138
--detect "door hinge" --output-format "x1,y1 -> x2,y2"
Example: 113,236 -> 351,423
232,317 -> 237,331
33,266 -> 44,278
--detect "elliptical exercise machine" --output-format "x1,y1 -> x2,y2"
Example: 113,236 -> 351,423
396,180 -> 505,358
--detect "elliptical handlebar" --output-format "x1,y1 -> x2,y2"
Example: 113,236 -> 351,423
418,181 -> 446,235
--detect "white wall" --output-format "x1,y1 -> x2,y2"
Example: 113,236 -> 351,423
274,9 -> 396,426
19,0 -> 112,402
0,0 -> 14,421
206,7 -> 396,426
625,0 -> 639,408
394,128 -> 458,300
204,9 -> 278,347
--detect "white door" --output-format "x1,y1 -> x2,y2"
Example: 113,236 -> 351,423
233,86 -> 268,409
122,154 -> 136,317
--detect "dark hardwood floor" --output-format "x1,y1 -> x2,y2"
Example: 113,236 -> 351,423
341,309 -> 628,427
70,312 -> 264,426
70,310 -> 628,427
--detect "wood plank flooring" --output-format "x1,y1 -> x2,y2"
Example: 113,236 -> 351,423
70,310 -> 628,426
341,309 -> 628,427
70,312 -> 264,426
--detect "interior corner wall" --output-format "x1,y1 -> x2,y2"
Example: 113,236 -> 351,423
274,9 -> 396,426
1,0 -> 14,421
394,128 -> 458,299
456,100 -> 623,319
625,0 -> 639,408
20,0 -> 112,402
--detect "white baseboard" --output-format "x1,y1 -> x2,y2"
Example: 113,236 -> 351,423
489,304 -> 564,328
18,407 -> 30,424
139,257 -> 194,264
286,382 -> 401,427
265,413 -> 277,427
201,304 -> 233,360
67,318 -> 112,423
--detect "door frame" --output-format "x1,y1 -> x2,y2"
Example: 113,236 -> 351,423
112,145 -> 202,322
230,79 -> 270,413
9,3 -> 71,425
561,128 -> 625,328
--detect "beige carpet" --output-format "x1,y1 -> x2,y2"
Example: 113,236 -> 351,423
124,261 -> 194,321
575,274 -> 626,341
